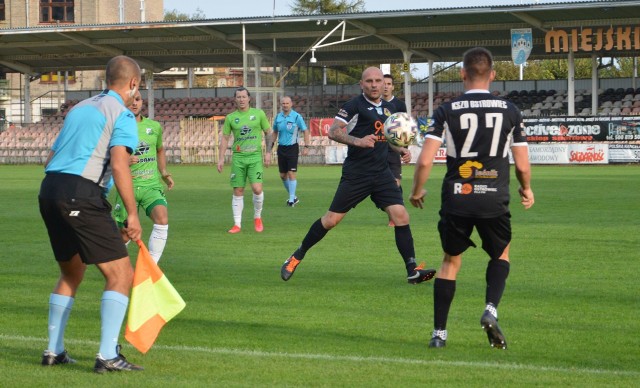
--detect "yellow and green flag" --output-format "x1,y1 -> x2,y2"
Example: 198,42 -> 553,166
125,240 -> 185,354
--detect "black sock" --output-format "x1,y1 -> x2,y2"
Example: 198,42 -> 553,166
485,259 -> 510,307
434,278 -> 456,330
294,219 -> 328,260
394,224 -> 416,274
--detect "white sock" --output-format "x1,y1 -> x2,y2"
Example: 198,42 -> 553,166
253,192 -> 264,219
485,303 -> 498,319
148,224 -> 168,263
232,195 -> 244,227
432,329 -> 448,340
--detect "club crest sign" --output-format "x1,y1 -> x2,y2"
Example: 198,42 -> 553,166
511,28 -> 533,65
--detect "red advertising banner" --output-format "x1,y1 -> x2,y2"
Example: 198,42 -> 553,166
523,116 -> 640,142
309,118 -> 335,136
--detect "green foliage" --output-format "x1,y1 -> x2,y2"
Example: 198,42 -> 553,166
290,0 -> 365,14
1,165 -> 639,386
164,7 -> 206,21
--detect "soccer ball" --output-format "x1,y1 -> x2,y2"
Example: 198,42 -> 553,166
384,112 -> 417,147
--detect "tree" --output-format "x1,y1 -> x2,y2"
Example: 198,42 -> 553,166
164,8 -> 206,21
290,0 -> 365,14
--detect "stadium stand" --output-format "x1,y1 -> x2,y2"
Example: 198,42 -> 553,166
3,84 -> 640,164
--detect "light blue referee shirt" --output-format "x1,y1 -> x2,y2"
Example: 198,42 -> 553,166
46,90 -> 138,192
272,109 -> 308,146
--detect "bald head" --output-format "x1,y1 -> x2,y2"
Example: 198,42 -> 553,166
105,55 -> 141,107
106,55 -> 141,87
280,96 -> 293,114
362,67 -> 383,81
360,67 -> 384,103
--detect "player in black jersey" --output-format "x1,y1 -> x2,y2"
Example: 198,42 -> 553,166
280,67 -> 436,284
410,47 -> 534,349
382,74 -> 407,227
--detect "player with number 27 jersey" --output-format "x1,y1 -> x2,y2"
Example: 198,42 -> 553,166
427,91 -> 528,218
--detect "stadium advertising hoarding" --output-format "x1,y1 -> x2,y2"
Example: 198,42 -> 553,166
608,143 -> 640,163
523,116 -> 640,143
528,143 -> 609,164
316,118 -> 638,164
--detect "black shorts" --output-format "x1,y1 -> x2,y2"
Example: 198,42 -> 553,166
437,211 -> 512,260
387,151 -> 402,180
277,144 -> 300,174
329,169 -> 403,213
39,174 -> 129,264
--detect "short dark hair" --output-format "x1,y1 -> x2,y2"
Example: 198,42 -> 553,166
383,74 -> 394,82
235,87 -> 250,97
463,47 -> 493,81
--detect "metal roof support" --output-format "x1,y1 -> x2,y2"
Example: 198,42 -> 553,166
567,48 -> 575,116
509,12 -> 548,33
312,20 -> 367,50
0,60 -> 34,75
254,55 -> 262,109
243,24 -> 247,87
146,70 -> 155,120
402,49 -> 412,115
428,60 -> 434,117
591,54 -> 598,116
347,19 -> 439,61
24,75 -> 31,124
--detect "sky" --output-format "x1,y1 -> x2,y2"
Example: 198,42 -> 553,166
162,0 -> 584,19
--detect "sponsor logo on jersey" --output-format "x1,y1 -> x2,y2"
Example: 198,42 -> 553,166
134,141 -> 150,156
458,160 -> 483,178
239,126 -> 251,136
453,183 -> 497,195
475,169 -> 498,179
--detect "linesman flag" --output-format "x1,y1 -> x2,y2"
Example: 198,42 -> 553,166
125,240 -> 185,354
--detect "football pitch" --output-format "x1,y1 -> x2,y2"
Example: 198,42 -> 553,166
1,164 -> 638,386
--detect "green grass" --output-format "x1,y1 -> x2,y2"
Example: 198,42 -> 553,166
1,164 -> 639,386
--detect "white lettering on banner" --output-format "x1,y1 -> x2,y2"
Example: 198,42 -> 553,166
525,124 -> 601,136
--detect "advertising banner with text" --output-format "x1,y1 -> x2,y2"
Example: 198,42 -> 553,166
523,116 -> 640,143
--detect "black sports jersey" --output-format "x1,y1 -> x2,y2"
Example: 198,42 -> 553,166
386,96 -> 407,165
335,94 -> 395,176
386,96 -> 407,113
427,91 -> 528,218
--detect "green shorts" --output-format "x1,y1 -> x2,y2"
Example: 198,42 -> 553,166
230,152 -> 264,187
113,185 -> 168,227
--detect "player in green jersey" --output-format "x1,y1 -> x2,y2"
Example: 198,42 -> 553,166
113,90 -> 174,262
217,87 -> 273,233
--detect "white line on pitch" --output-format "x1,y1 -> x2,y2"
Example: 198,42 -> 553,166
3,334 -> 638,377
